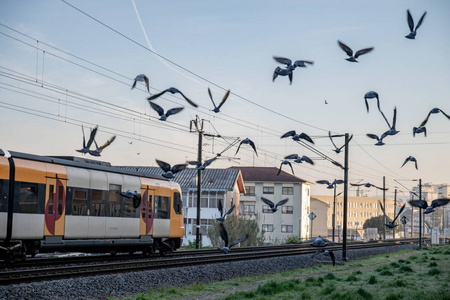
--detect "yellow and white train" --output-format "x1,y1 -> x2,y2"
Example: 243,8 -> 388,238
0,149 -> 184,262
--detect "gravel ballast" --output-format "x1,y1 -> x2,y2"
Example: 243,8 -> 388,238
0,244 -> 417,300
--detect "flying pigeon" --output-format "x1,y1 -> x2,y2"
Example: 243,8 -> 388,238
350,182 -> 387,190
147,87 -> 198,107
401,156 -> 418,170
366,132 -> 389,146
89,135 -> 116,156
303,236 -> 336,247
421,108 -> 450,126
76,125 -> 98,154
284,154 -> 314,165
189,156 -> 218,170
272,56 -> 314,85
216,200 -> 235,222
328,132 -> 353,154
131,74 -> 149,92
325,100 -> 328,104
313,248 -> 336,266
208,88 -> 230,113
149,101 -> 184,121
218,223 -> 248,254
413,125 -> 427,137
316,179 -> 344,189
364,91 -> 381,113
338,40 -> 374,62
409,198 -> 450,214
281,130 -> 314,144
405,10 -> 427,39
155,159 -> 187,179
119,190 -> 141,208
261,197 -> 289,212
384,107 -> 400,136
278,160 -> 295,176
379,201 -> 406,229
235,138 -> 258,157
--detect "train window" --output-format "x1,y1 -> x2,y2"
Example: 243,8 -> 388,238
123,196 -> 136,218
173,192 -> 182,215
0,179 -> 7,212
154,195 -> 170,219
48,185 -> 54,214
58,185 -> 64,215
91,189 -> 106,217
18,182 -> 40,214
108,184 -> 121,217
72,188 -> 88,216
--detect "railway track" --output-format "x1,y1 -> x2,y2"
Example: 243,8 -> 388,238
0,239 -> 420,285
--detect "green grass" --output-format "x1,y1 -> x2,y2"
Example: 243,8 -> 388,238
116,245 -> 450,300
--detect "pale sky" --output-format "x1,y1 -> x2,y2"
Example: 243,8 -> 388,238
1,0 -> 449,197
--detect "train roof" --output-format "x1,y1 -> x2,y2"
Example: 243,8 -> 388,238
3,150 -> 167,181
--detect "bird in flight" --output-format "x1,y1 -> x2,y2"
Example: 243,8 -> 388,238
338,41 -> 374,62
350,182 -> 387,190
189,156 -> 218,170
278,160 -> 295,176
281,130 -> 314,144
405,10 -> 427,39
313,248 -> 336,267
147,87 -> 198,107
218,223 -> 248,254
316,179 -> 344,189
131,74 -> 149,92
420,108 -> 450,126
401,156 -> 418,170
379,201 -> 406,229
328,132 -> 353,154
216,200 -> 235,222
89,135 -> 116,157
363,91 -> 381,113
155,159 -> 187,179
149,101 -> 184,121
272,56 -> 314,85
235,138 -> 258,157
366,132 -> 389,146
76,125 -> 97,154
409,198 -> 450,214
383,107 -> 400,136
284,154 -> 314,165
208,88 -> 230,113
413,125 -> 427,137
261,197 -> 289,212
119,190 -> 141,208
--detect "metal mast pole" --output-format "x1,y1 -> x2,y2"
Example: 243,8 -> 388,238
333,184 -> 336,242
419,179 -> 422,249
195,117 -> 204,249
383,176 -> 386,240
393,189 -> 397,239
342,133 -> 349,261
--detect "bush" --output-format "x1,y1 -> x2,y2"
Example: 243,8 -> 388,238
368,275 -> 377,284
428,268 -> 441,276
428,262 -> 438,267
390,262 -> 400,268
393,279 -> 406,287
324,273 -> 336,280
207,215 -> 265,247
345,274 -> 359,282
399,266 -> 413,273
357,288 -> 373,300
380,270 -> 394,276
284,235 -> 300,244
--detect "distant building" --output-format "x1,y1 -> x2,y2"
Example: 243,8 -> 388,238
411,182 -> 450,200
118,166 -> 245,246
310,197 -> 329,237
230,166 -> 312,243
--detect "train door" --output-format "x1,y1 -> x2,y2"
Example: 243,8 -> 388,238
140,187 -> 154,235
44,176 -> 66,236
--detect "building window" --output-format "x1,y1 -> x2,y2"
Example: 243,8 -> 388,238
282,206 -> 293,214
245,186 -> 255,196
262,205 -> 272,213
282,187 -> 293,195
243,205 -> 255,215
263,187 -> 274,194
281,225 -> 293,233
262,224 -> 273,232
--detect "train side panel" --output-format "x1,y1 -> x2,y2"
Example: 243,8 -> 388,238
0,156 -> 9,239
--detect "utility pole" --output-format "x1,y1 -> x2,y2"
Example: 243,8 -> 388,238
332,184 -> 336,242
342,133 -> 349,261
393,189 -> 397,239
190,116 -> 204,249
419,179 -> 422,249
383,176 -> 386,240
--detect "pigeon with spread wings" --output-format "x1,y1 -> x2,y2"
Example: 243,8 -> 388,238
149,101 -> 184,121
131,74 -> 149,92
409,198 -> 450,214
405,10 -> 427,39
379,201 -> 406,228
155,159 -> 187,179
284,154 -> 314,165
272,56 -> 313,85
89,135 -> 116,157
278,160 -> 295,176
350,182 -> 387,190
316,179 -> 344,189
338,40 -> 374,62
329,132 -> 353,154
235,138 -> 258,157
216,200 -> 235,222
281,130 -> 314,144
218,223 -> 248,254
401,156 -> 418,170
261,197 -> 289,212
208,88 -> 230,113
76,125 -> 98,154
147,87 -> 198,107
